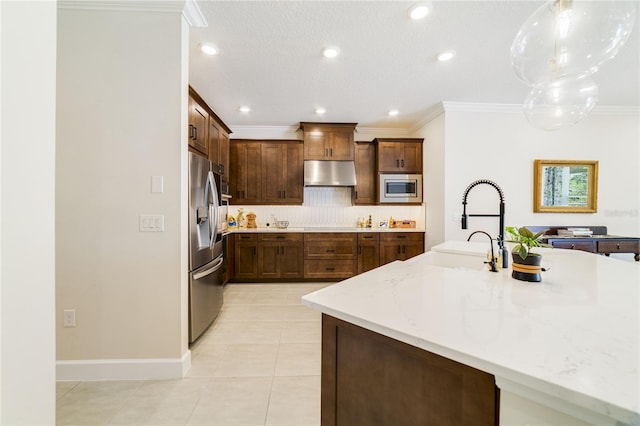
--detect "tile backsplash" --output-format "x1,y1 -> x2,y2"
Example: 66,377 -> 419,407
230,187 -> 425,228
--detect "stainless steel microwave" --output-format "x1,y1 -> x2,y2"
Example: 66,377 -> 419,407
379,174 -> 423,203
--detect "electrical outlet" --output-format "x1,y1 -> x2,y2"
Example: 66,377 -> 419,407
63,309 -> 76,327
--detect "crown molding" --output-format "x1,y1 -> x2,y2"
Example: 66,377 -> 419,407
409,103 -> 446,133
57,0 -> 207,26
183,0 -> 207,27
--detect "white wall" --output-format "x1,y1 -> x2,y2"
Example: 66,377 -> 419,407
1,1 -> 56,423
56,5 -> 190,379
416,103 -> 640,260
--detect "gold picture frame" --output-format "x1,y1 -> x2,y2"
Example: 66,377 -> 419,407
533,160 -> 598,213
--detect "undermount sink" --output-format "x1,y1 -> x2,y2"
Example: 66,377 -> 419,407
418,250 -> 489,271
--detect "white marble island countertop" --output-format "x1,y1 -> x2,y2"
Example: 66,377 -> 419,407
302,241 -> 639,425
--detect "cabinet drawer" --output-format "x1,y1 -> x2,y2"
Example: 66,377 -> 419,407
358,233 -> 379,243
235,234 -> 257,242
304,259 -> 357,279
379,233 -> 424,243
259,233 -> 303,242
597,240 -> 639,253
551,240 -> 596,252
304,233 -> 357,259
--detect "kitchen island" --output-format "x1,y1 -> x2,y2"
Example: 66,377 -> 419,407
302,242 -> 639,425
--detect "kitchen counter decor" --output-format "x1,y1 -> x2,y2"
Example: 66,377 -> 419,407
506,225 -> 551,282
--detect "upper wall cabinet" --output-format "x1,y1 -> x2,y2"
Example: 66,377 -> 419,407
188,86 -> 232,180
188,95 -> 209,156
375,138 -> 423,174
300,122 -> 357,161
230,139 -> 304,205
353,141 -> 377,205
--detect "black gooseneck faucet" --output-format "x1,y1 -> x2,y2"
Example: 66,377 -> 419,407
466,230 -> 499,272
461,179 -> 508,268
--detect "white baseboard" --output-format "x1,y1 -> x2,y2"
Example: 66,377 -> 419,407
56,350 -> 191,381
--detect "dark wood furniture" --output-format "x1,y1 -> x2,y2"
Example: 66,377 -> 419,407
229,231 -> 425,282
300,122 -> 357,161
304,233 -> 358,279
357,233 -> 380,273
230,139 -> 304,205
257,233 -> 304,279
188,86 -> 232,182
379,232 -> 425,265
526,226 -> 639,261
353,141 -> 377,205
374,138 -> 423,174
321,315 -> 499,426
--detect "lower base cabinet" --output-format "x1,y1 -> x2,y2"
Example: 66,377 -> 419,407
304,233 -> 357,279
321,315 -> 499,425
379,232 -> 425,266
357,233 -> 380,274
258,233 -> 303,279
230,231 -> 424,282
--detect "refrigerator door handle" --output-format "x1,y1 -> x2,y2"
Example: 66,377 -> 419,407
206,171 -> 219,248
193,255 -> 224,280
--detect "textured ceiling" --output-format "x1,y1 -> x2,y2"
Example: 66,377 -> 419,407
189,1 -> 640,129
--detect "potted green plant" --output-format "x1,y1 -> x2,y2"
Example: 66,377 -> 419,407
506,226 -> 552,282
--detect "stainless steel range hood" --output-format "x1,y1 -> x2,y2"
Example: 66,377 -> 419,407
304,160 -> 357,186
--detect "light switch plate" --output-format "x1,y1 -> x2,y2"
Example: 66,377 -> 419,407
151,176 -> 164,193
140,214 -> 165,232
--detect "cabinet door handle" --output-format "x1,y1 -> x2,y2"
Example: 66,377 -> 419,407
402,246 -> 406,254
330,148 -> 333,156
189,124 -> 194,139
193,126 -> 197,140
326,267 -> 335,271
401,159 -> 405,168
326,249 -> 335,253
396,159 -> 400,167
617,243 -> 621,250
281,247 -> 285,255
571,244 -> 575,249
397,246 -> 401,254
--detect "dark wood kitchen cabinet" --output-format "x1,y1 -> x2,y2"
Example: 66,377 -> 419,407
357,233 -> 380,274
261,141 -> 304,204
230,139 -> 303,205
233,234 -> 258,280
188,86 -> 232,177
188,95 -> 208,156
353,141 -> 377,205
375,138 -> 423,173
379,232 -> 424,265
257,233 -> 304,279
230,141 -> 262,204
208,116 -> 231,180
300,122 -> 357,161
321,315 -> 499,426
304,233 -> 358,279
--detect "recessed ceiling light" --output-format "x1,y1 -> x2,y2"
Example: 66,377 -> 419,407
200,44 -> 218,56
388,109 -> 399,116
315,107 -> 326,115
238,106 -> 251,113
436,50 -> 456,62
322,47 -> 340,58
408,3 -> 431,20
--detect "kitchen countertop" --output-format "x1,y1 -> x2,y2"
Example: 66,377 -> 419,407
302,241 -> 639,425
228,226 -> 424,233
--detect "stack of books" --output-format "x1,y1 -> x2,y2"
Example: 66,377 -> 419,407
557,227 -> 593,237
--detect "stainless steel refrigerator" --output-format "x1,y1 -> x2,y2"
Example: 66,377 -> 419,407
188,151 -> 225,343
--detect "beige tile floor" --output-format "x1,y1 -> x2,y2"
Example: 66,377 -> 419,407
56,282 -> 330,426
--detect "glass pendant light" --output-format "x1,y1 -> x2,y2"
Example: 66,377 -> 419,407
511,0 -> 636,85
524,74 -> 599,130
